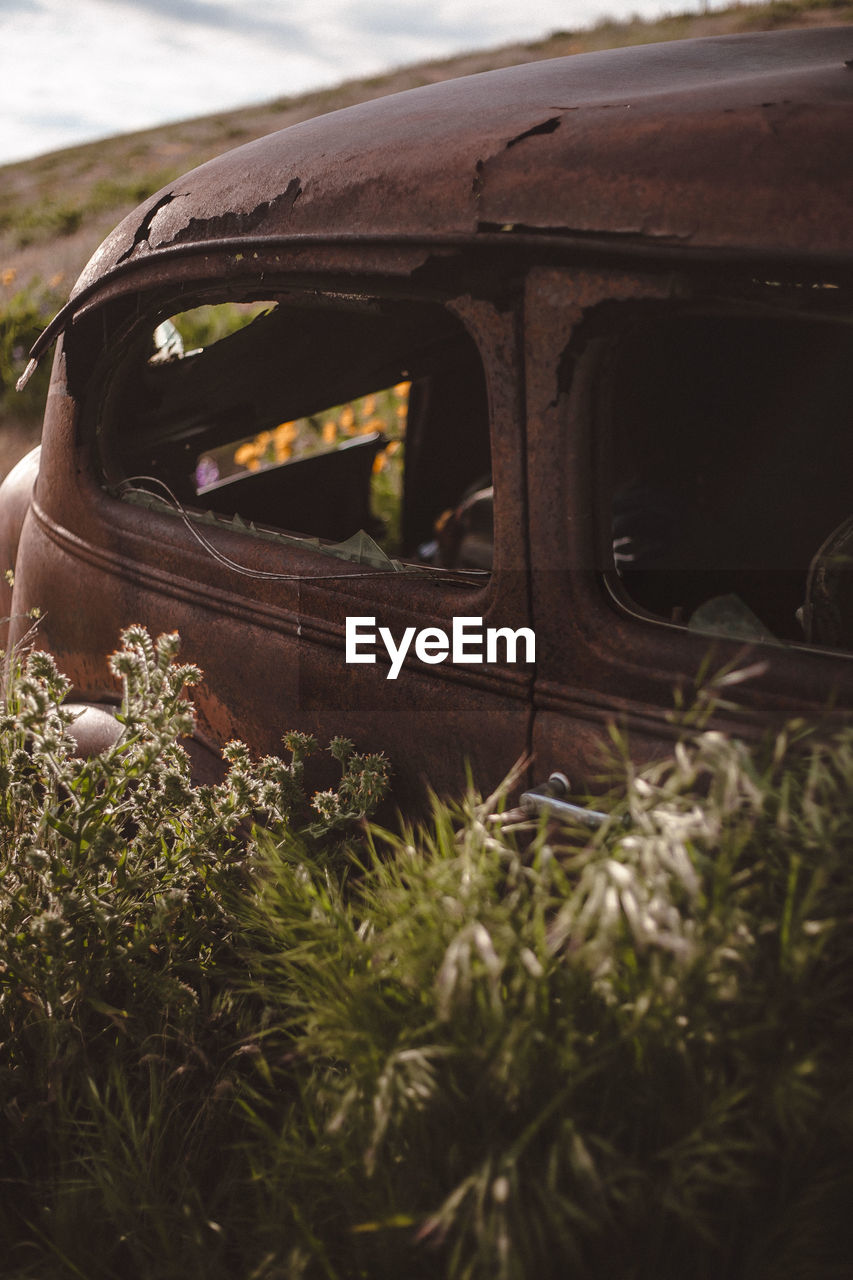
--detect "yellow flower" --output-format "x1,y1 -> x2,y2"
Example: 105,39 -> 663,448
322,421 -> 337,444
339,405 -> 355,432
393,381 -> 411,398
361,394 -> 376,416
234,442 -> 258,465
372,452 -> 387,474
275,421 -> 296,444
1,268 -> 16,287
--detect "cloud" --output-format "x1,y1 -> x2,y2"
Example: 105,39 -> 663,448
0,0 -> 44,13
3,0 -> 722,166
340,0 -> 497,44
89,0 -> 316,53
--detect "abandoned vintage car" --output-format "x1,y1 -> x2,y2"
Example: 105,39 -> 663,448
2,27 -> 853,805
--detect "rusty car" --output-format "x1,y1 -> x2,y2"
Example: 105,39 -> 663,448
2,26 -> 853,807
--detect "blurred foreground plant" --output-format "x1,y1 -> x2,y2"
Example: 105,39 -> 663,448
241,713 -> 853,1280
0,632 -> 851,1279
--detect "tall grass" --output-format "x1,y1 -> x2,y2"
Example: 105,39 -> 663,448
0,629 -> 851,1277
240,716 -> 853,1279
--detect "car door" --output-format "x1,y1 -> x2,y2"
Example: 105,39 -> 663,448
525,263 -> 853,796
18,251 -> 535,808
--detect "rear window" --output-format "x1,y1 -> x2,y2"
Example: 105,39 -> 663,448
598,294 -> 853,654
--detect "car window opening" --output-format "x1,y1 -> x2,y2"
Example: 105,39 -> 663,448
601,303 -> 853,655
106,297 -> 494,576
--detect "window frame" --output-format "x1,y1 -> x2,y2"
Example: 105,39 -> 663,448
591,291 -> 853,660
88,280 -> 499,581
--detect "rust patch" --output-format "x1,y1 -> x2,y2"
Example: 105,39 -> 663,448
159,178 -> 302,248
116,192 -> 178,263
506,116 -> 561,148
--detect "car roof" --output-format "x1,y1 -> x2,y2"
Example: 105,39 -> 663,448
68,26 -> 853,296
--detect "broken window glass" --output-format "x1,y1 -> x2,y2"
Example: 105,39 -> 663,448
102,295 -> 493,573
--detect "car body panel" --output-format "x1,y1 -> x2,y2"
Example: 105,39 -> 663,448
4,29 -> 853,802
74,27 -> 853,288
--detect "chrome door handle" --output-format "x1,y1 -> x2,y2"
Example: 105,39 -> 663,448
520,772 -> 613,828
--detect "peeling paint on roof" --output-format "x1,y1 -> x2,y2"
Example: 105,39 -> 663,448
69,26 -> 853,296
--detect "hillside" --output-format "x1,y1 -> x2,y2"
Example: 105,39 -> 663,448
1,0 -> 852,472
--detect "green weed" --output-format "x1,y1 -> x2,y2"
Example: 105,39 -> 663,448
0,630 -> 851,1277
234,716 -> 853,1278
2,168 -> 182,250
0,626 -> 389,1277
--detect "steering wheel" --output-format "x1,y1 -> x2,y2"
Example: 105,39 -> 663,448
800,514 -> 853,648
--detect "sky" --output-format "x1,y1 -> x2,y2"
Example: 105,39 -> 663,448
2,0 -> 725,167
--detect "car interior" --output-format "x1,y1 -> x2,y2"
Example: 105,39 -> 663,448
97,280 -> 853,655
598,295 -> 853,654
101,293 -> 493,574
